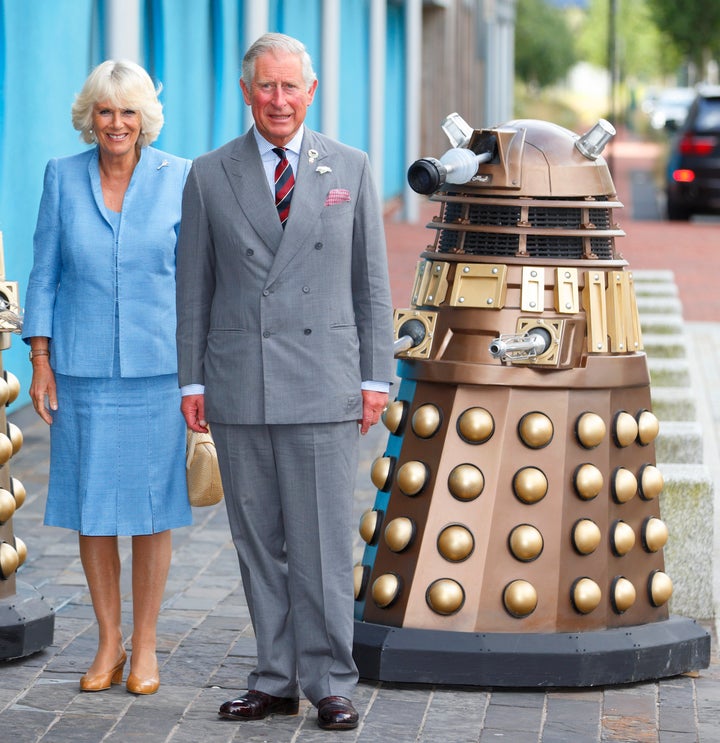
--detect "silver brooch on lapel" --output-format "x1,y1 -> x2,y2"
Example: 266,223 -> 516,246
308,149 -> 319,164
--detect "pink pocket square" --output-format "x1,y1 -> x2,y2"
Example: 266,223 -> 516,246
325,188 -> 351,206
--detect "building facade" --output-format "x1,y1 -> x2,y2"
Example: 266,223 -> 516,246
0,0 -> 515,409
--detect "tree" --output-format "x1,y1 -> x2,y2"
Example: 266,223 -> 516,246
515,0 -> 577,89
576,0 -> 678,82
647,0 -> 720,78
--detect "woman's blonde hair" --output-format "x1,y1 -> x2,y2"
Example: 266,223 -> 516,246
71,60 -> 164,147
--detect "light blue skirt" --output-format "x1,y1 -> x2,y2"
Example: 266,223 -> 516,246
45,371 -> 192,536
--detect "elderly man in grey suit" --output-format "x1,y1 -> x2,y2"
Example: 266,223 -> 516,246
176,33 -> 394,731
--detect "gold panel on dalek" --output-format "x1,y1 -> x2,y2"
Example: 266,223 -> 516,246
352,115 -> 711,686
0,233 -> 54,660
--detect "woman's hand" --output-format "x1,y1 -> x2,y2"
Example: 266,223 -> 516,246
29,360 -> 58,425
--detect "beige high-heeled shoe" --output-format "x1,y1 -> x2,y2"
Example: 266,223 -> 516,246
79,652 -> 127,692
126,667 -> 160,695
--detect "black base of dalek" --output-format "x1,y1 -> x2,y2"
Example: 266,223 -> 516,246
354,616 -> 710,687
0,581 -> 54,661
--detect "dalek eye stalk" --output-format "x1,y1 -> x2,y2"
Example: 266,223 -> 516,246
352,115 -> 710,686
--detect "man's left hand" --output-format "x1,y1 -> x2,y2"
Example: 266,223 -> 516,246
359,390 -> 389,435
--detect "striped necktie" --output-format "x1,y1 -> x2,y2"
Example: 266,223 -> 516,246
272,147 -> 294,228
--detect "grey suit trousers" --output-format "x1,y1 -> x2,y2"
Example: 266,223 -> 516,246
211,420 -> 360,703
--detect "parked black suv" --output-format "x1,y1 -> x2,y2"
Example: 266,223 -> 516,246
665,86 -> 720,220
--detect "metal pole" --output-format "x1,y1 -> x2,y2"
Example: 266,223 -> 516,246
403,0 -> 422,223
607,0 -> 617,176
321,0 -> 341,140
369,0 -> 387,204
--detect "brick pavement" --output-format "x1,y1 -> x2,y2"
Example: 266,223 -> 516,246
2,128 -> 720,742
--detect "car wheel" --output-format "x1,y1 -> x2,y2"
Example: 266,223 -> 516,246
666,198 -> 691,221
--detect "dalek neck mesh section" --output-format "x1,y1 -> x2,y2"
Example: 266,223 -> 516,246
433,195 -> 617,260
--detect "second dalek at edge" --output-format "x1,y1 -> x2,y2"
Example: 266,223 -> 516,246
352,114 -> 710,686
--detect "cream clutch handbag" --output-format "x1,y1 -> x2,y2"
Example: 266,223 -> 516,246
186,428 -> 224,507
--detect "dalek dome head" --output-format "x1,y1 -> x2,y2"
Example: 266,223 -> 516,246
407,114 -> 623,261
408,114 -> 616,200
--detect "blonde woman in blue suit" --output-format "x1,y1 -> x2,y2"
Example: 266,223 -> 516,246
22,60 -> 192,696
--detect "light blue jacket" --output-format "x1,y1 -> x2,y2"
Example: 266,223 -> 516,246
23,146 -> 191,377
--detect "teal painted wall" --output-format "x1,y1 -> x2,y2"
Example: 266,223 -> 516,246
0,0 -> 407,411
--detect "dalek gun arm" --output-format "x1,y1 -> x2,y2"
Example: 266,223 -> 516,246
394,318 -> 427,354
0,285 -> 23,334
489,327 -> 552,362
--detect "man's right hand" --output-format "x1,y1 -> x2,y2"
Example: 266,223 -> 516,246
181,394 -> 209,432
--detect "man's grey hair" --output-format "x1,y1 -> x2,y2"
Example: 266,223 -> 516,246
242,33 -> 317,90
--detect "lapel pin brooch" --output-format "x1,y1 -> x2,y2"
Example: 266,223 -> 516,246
308,149 -> 319,164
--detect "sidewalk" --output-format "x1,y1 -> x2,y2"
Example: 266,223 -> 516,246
2,127 -> 720,742
4,405 -> 720,743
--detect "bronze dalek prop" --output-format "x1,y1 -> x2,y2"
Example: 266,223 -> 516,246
0,232 -> 54,660
352,116 -> 710,686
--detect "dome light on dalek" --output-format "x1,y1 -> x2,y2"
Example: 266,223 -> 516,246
352,115 -> 710,687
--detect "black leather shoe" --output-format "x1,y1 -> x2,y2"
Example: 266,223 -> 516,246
218,689 -> 299,720
317,696 -> 359,730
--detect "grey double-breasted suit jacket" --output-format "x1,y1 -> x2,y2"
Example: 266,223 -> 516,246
175,127 -> 394,423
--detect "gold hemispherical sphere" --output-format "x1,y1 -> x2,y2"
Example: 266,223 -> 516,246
7,422 -> 23,454
457,407 -> 494,444
639,464 -> 664,501
426,578 -> 465,615
518,412 -> 554,449
384,517 -> 415,552
649,570 -> 673,606
0,541 -> 19,579
397,460 -> 428,496
382,400 -> 407,434
437,524 -> 474,562
359,510 -> 381,544
643,517 -> 669,553
611,521 -> 636,556
612,577 -> 637,613
412,404 -> 442,439
508,524 -> 544,561
4,371 -> 20,404
353,565 -> 365,601
576,412 -> 606,449
448,463 -> 484,502
572,519 -> 602,555
0,376 -> 9,406
11,478 -> 26,509
353,565 -> 364,599
0,433 -> 13,465
613,411 -> 639,448
571,577 -> 602,614
370,456 -> 394,491
372,573 -> 401,608
573,463 -> 604,500
637,410 -> 660,445
612,467 -> 638,503
0,489 -> 16,524
14,537 -> 27,568
513,467 -> 548,504
503,579 -> 538,618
